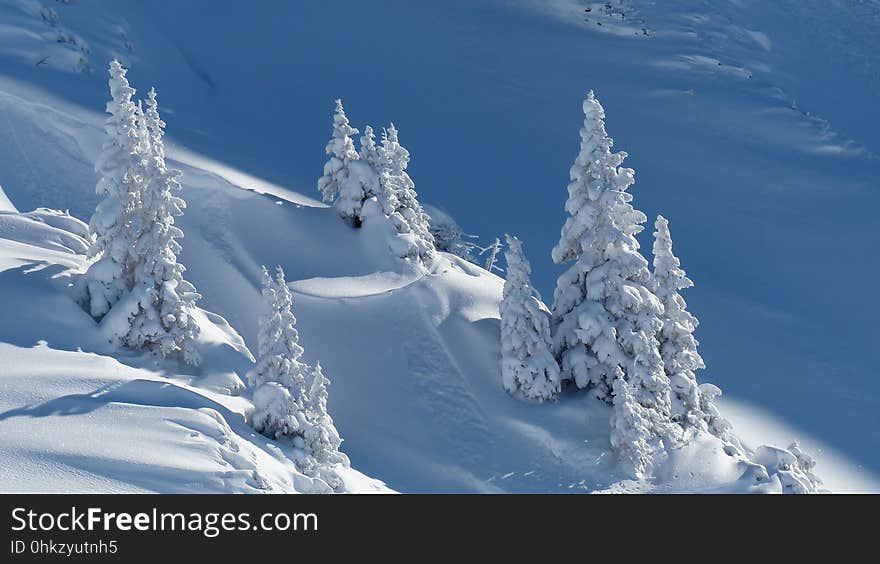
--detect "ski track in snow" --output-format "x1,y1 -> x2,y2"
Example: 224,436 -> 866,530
400,281 -> 493,470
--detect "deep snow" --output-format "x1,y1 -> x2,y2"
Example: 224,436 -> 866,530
0,0 -> 878,492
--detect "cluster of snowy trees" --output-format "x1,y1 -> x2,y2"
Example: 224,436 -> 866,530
63,60 -> 815,488
80,61 -> 349,490
500,91 -> 729,477
74,60 -> 774,487
79,59 -> 201,365
248,266 -> 348,490
317,100 -> 435,266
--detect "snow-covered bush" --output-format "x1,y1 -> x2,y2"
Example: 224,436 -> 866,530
481,237 -> 503,274
550,91 -> 672,477
751,442 -> 823,493
500,234 -> 560,402
423,204 -> 478,262
251,381 -> 303,441
248,266 -> 347,488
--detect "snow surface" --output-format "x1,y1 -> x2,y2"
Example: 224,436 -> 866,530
0,207 -> 386,492
0,0 -> 877,492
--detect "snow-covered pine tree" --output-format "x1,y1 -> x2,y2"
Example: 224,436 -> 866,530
303,361 -> 346,468
318,99 -> 359,204
123,87 -> 202,365
500,234 -> 560,401
317,99 -> 368,225
359,125 -> 380,168
372,126 -> 400,215
82,59 -> 146,320
652,215 -> 730,439
336,123 -> 383,227
550,91 -> 671,477
373,124 -> 435,264
248,266 -> 347,486
652,215 -> 701,425
142,88 -> 166,156
249,266 -> 310,436
610,377 -> 655,477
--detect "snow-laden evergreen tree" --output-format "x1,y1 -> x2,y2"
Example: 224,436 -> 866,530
142,88 -> 165,154
482,237 -> 503,274
500,235 -> 560,401
81,64 -> 201,364
122,87 -> 201,365
82,59 -> 146,320
550,91 -> 671,477
610,378 -> 655,477
652,216 -> 702,424
652,214 -> 732,439
335,123 -> 382,227
697,383 -> 733,441
249,266 -> 310,425
248,266 -> 347,486
317,99 -> 359,208
317,101 -> 382,226
303,361 -> 346,468
318,112 -> 436,265
359,125 -> 381,168
373,124 -> 435,264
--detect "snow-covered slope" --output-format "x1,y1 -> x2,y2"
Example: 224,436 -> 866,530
0,166 -> 814,493
1,0 -> 878,492
0,201 -> 386,493
0,113 -> 843,493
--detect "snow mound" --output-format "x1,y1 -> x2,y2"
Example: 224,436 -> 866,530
0,207 -> 88,257
290,271 -> 421,299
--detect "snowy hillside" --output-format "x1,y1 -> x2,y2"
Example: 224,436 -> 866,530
0,160 -> 819,493
0,204 -> 387,493
1,0 -> 878,493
